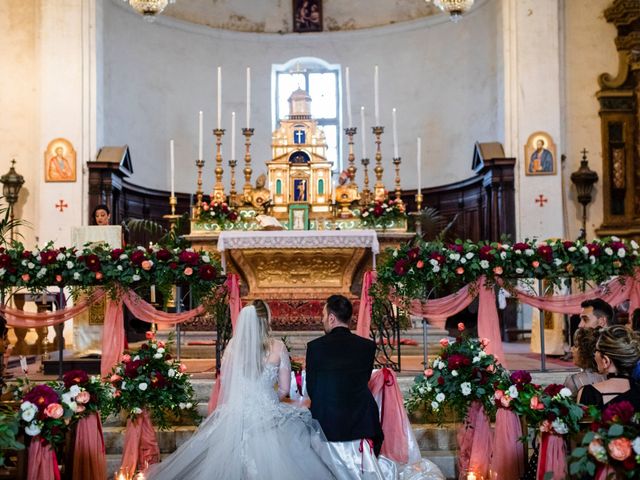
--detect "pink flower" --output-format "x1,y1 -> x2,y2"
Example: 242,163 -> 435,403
416,260 -> 424,269
141,260 -> 153,271
486,364 -> 496,373
608,438 -> 632,461
456,267 -> 465,275
121,354 -> 131,363
500,396 -> 512,408
179,363 -> 188,373
21,273 -> 30,282
439,338 -> 449,347
531,260 -> 540,268
55,275 -> 63,283
494,389 -> 504,400
75,391 -> 90,404
530,396 -> 545,411
95,271 -> 103,280
457,322 -> 465,332
114,390 -> 121,397
157,341 -> 165,349
110,374 -> 122,383
44,403 -> 64,419
75,405 -> 86,414
480,338 -> 490,347
145,331 -> 155,340
493,266 -> 503,275
424,368 -> 434,377
184,267 -> 193,276
539,419 -> 552,433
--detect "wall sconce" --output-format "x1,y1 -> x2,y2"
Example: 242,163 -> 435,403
570,149 -> 598,239
0,159 -> 25,242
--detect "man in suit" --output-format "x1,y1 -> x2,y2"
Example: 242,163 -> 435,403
306,295 -> 384,460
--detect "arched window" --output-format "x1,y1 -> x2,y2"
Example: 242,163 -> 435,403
276,179 -> 282,195
272,57 -> 341,172
318,178 -> 324,195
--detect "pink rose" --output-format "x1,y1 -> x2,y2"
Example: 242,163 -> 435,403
424,368 -> 434,377
608,437 -> 632,461
532,260 -> 540,268
184,267 -> 193,276
141,260 -> 153,271
456,267 -> 465,275
539,419 -> 552,433
439,338 -> 449,347
76,391 -> 91,404
530,396 -> 545,411
44,403 -> 64,419
179,363 -> 188,373
202,203 -> 210,211
500,396 -> 512,408
494,389 -> 504,400
145,331 -> 155,340
21,273 -> 30,282
114,390 -> 121,397
121,354 -> 131,363
493,266 -> 503,275
480,338 -> 490,347
416,260 -> 424,269
55,275 -> 63,283
157,341 -> 165,349
95,271 -> 103,280
457,322 -> 465,332
75,405 -> 86,413
486,364 -> 496,373
110,374 -> 122,383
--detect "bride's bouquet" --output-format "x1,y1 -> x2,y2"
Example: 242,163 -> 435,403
108,331 -> 199,429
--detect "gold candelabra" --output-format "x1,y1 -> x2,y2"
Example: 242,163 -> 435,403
242,128 -> 254,202
345,127 -> 358,183
228,159 -> 238,206
415,192 -> 423,212
372,126 -> 385,200
212,128 -> 226,202
163,195 -> 180,231
194,159 -> 205,216
360,158 -> 371,205
392,157 -> 403,204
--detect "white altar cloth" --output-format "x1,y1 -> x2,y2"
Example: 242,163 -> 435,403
217,230 -> 379,272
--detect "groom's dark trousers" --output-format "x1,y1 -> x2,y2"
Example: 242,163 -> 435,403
306,326 -> 384,455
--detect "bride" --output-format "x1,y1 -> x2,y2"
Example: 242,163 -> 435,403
146,300 -> 345,479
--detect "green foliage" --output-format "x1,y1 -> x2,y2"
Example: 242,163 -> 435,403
0,405 -> 23,467
0,196 -> 30,246
358,197 -> 407,230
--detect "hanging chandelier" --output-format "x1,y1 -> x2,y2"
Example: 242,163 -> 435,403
125,0 -> 176,22
429,0 -> 475,22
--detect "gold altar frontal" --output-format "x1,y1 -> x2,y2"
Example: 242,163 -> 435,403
184,230 -> 413,301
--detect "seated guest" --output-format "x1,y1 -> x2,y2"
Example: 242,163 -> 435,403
563,328 -> 606,396
632,308 -> 640,332
577,326 -> 640,410
578,298 -> 616,328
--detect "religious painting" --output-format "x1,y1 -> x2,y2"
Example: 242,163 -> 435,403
524,132 -> 556,176
293,178 -> 308,202
289,204 -> 309,230
293,0 -> 322,33
44,138 -> 76,182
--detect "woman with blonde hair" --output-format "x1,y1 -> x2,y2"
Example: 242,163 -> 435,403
577,325 -> 640,410
147,300 -> 348,479
563,328 -> 606,396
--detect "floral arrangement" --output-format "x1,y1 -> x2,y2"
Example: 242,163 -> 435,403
196,200 -> 239,228
359,198 -> 406,230
376,237 -> 640,301
570,401 -> 640,478
61,369 -> 114,420
108,331 -> 199,429
0,242 -> 222,303
0,405 -> 23,467
404,323 -> 505,422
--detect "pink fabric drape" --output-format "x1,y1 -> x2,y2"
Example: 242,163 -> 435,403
122,289 -> 206,325
73,412 -> 106,480
102,298 -> 125,377
595,465 -> 617,480
408,282 -> 476,329
357,270 -> 377,338
477,280 -> 506,366
120,410 -> 160,476
27,438 -> 60,480
367,368 -> 408,463
208,376 -> 222,414
1,290 -> 105,327
456,401 -> 493,480
536,433 -> 566,480
226,273 -> 242,332
490,409 -> 525,479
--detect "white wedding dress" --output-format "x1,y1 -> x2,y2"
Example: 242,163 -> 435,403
147,309 -> 345,480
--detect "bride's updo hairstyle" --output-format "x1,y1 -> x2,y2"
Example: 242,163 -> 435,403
596,325 -> 640,375
250,299 -> 272,355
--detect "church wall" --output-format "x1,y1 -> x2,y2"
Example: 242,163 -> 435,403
0,1 -> 39,247
102,0 -> 499,197
561,0 -> 618,240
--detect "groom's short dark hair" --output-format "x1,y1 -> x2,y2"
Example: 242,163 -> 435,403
326,295 -> 353,324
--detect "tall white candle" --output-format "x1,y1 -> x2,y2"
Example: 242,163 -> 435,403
217,66 -> 222,129
246,67 -> 251,128
392,108 -> 398,158
170,139 -> 175,197
374,65 -> 380,126
345,67 -> 353,128
231,111 -> 236,160
198,111 -> 203,160
417,137 -> 422,193
360,106 -> 367,158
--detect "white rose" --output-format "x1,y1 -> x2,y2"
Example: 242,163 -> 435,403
133,355 -> 140,361
581,246 -> 589,255
460,258 -> 467,264
117,265 -> 123,271
138,383 -> 148,391
605,247 -> 613,256
66,261 -> 74,269
559,387 -> 572,398
451,370 -> 458,377
56,253 -> 65,261
472,356 -> 480,364
500,251 -> 507,260
168,369 -> 176,378
612,236 -> 620,242
480,260 -> 490,269
362,211 -> 369,218
153,353 -> 163,359
554,258 -> 563,266
119,253 -> 128,260
61,392 -> 74,405
465,252 -> 474,259
449,253 -> 460,261
525,249 -> 534,256
67,401 -> 78,412
431,401 -> 439,411
631,240 -> 639,250
132,274 -> 141,281
515,267 -> 524,274
590,256 -> 596,265
20,401 -> 35,411
632,437 -> 640,455
69,385 -> 81,396
551,419 -> 569,435
137,246 -> 146,251
21,260 -> 26,266
202,255 -> 210,263
157,347 -> 165,354
568,246 -> 577,252
0,268 -> 5,276
618,248 -> 626,258
186,402 -> 193,409
437,361 -> 445,370
21,405 -> 37,422
132,407 -> 142,415
508,385 -> 519,398
27,262 -> 35,269
121,381 -> 127,389
432,265 -> 440,273
435,393 -> 445,403
460,382 -> 472,396
478,351 -> 487,358
392,249 -> 397,257
25,422 -> 41,437
429,259 -> 439,267
73,272 -> 81,280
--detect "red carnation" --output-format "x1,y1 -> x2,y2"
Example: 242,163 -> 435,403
22,251 -> 32,259
198,264 -> 217,281
84,254 -> 101,272
373,206 -> 384,217
448,244 -> 464,254
562,241 -> 574,250
151,372 -> 167,389
0,254 -> 11,268
39,250 -> 58,265
447,353 -> 470,370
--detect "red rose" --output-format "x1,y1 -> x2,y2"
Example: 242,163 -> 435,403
562,241 -> 574,250
156,249 -> 172,261
543,384 -> 564,397
85,254 -> 101,272
178,251 -> 199,266
63,369 -> 89,388
437,376 -> 445,385
22,251 -> 32,259
110,248 -> 125,260
586,243 -> 601,257
448,244 -> 464,254
0,254 -> 11,268
131,250 -> 146,266
393,259 -> 409,276
537,245 -> 553,262
447,353 -> 470,370
198,264 -> 217,281
479,245 -> 495,261
602,400 -> 635,424
513,242 -> 529,252
124,359 -> 144,378
407,248 -> 420,261
151,373 -> 167,389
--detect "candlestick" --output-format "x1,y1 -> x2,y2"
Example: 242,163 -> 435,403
392,108 -> 399,159
374,65 -> 380,126
242,128 -> 255,200
231,111 -> 236,161
246,67 -> 251,128
217,66 -> 222,129
170,140 -> 175,197
229,159 -> 238,206
361,158 -> 371,206
345,127 -> 358,184
417,137 -> 422,194
372,126 -> 385,200
194,159 -> 205,216
360,107 -> 366,159
198,111 -> 203,160
393,156 -> 403,203
345,66 -> 353,127
212,128 -> 226,202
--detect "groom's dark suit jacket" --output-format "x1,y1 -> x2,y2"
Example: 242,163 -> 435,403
306,327 -> 383,455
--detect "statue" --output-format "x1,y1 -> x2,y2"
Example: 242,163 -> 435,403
246,174 -> 272,212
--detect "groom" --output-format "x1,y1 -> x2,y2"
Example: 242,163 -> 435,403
306,295 -> 383,456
